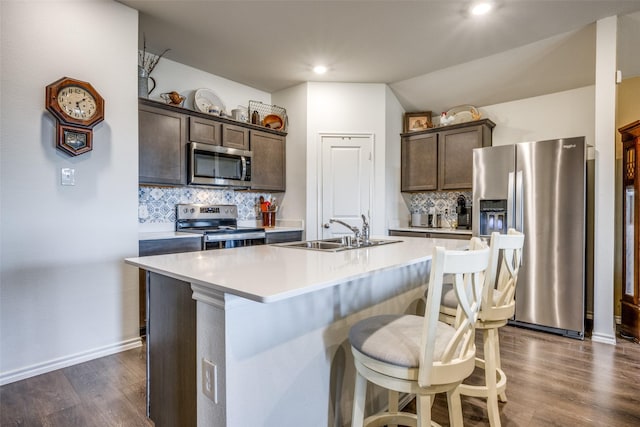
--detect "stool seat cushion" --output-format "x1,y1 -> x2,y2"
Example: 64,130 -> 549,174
349,314 -> 456,368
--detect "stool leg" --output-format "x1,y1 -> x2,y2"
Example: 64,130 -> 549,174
494,329 -> 507,402
447,386 -> 464,427
485,328 -> 501,427
351,371 -> 367,427
388,390 -> 399,427
416,395 -> 432,427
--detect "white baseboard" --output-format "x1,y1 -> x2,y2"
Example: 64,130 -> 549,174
585,311 -> 621,324
0,337 -> 142,386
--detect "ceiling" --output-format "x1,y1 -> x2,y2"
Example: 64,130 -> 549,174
119,0 -> 640,113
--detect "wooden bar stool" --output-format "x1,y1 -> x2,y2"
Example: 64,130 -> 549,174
440,230 -> 524,427
349,239 -> 491,427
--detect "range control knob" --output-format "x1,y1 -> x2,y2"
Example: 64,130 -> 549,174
190,208 -> 195,213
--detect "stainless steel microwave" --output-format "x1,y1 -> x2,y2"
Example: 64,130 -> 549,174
188,142 -> 252,188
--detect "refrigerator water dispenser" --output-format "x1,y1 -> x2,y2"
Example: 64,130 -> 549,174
479,199 -> 508,236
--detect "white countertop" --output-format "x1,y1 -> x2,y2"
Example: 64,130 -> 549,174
126,236 -> 465,303
389,226 -> 472,235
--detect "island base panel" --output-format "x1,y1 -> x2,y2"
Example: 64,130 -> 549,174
147,272 -> 196,427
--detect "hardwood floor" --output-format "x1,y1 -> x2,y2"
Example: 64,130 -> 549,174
428,326 -> 640,426
0,344 -> 152,427
1,326 -> 639,426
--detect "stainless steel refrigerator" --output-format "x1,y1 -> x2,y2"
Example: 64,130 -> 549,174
472,137 -> 588,339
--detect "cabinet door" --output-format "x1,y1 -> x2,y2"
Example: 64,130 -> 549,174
222,123 -> 250,150
189,116 -> 221,145
251,131 -> 286,191
401,133 -> 438,191
439,124 -> 484,190
266,231 -> 303,244
139,104 -> 187,185
388,230 -> 428,238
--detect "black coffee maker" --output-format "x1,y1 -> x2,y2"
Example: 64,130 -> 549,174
456,195 -> 471,229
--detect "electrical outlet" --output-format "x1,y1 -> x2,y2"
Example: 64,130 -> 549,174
202,358 -> 218,403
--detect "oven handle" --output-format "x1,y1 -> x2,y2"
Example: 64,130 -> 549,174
205,231 -> 266,242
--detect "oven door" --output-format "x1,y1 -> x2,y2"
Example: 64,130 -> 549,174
203,231 -> 266,250
188,142 -> 252,188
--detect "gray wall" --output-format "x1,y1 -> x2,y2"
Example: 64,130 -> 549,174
0,0 -> 140,383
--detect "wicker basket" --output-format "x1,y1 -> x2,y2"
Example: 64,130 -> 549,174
248,100 -> 288,131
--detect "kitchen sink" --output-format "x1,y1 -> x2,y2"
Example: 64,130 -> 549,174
274,238 -> 403,252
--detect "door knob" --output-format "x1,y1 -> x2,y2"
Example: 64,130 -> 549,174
323,223 -> 330,229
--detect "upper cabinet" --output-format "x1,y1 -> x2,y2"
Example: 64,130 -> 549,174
139,99 -> 286,187
222,124 -> 250,151
401,132 -> 438,191
189,116 -> 249,151
250,130 -> 286,192
139,102 -> 187,186
401,119 -> 495,192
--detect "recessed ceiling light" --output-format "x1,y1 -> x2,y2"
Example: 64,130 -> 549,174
470,2 -> 493,16
313,65 -> 328,75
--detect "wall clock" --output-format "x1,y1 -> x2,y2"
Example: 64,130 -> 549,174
45,77 -> 104,156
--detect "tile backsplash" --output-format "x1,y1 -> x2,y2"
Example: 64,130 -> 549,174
407,190 -> 472,223
139,186 -> 276,224
139,186 -> 470,227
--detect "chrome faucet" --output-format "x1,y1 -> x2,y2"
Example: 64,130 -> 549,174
361,214 -> 370,244
329,218 -> 361,241
329,214 -> 370,245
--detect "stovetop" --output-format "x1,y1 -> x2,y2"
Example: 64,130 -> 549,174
176,204 -> 264,236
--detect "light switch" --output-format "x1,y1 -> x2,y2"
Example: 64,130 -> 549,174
61,168 -> 75,186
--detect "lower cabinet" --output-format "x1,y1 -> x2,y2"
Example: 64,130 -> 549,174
266,230 -> 303,244
389,230 -> 470,240
251,130 -> 286,191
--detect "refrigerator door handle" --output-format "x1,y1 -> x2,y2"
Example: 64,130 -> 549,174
507,172 -> 515,230
515,170 -> 524,232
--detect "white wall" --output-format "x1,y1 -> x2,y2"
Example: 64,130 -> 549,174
591,16 -> 618,344
0,0 -> 140,384
384,86 -> 409,228
147,57 -> 271,116
273,84 -> 308,230
481,86 -> 595,147
305,83 -> 388,239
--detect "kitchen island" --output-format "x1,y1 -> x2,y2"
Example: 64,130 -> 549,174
125,236 -> 466,427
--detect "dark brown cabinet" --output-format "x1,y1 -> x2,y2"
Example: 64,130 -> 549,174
388,230 -> 470,240
189,116 -> 221,145
140,99 -> 286,187
251,130 -> 286,191
401,119 -> 495,192
189,118 -> 249,150
401,133 -> 438,191
265,230 -> 303,244
223,123 -> 250,150
139,102 -> 187,185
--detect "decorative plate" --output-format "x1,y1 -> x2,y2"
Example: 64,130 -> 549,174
445,105 -> 481,124
194,88 -> 226,115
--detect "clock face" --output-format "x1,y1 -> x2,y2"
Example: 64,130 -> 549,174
46,77 -> 104,128
56,85 -> 98,121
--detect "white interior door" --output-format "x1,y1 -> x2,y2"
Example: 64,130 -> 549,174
320,134 -> 372,239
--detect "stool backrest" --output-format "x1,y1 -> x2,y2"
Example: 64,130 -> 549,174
419,239 -> 490,387
480,229 -> 525,319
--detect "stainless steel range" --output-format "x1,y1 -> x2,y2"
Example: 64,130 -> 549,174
176,204 -> 266,250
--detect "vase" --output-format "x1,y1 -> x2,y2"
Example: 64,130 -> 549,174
138,66 -> 156,98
